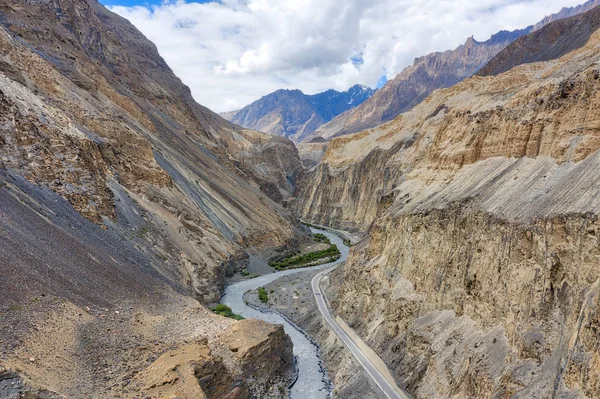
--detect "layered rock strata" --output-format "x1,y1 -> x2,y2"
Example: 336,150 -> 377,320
297,15 -> 600,398
0,0 -> 306,303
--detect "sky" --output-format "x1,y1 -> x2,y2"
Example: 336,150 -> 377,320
105,0 -> 587,113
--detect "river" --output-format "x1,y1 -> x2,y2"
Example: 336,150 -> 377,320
221,228 -> 350,399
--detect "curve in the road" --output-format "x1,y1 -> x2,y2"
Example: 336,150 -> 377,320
222,227 -> 408,399
220,228 -> 350,399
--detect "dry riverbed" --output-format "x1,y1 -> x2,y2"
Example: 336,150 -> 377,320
243,266 -> 384,399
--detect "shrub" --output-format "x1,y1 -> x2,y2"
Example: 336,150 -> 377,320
241,269 -> 250,276
313,233 -> 331,244
212,304 -> 244,320
269,244 -> 340,270
258,287 -> 269,304
214,304 -> 232,313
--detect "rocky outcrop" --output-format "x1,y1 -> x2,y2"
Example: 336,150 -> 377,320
297,11 -> 600,398
296,141 -> 329,168
134,320 -> 293,399
223,85 -> 375,143
218,319 -> 294,386
0,0 -> 306,302
307,0 -> 600,142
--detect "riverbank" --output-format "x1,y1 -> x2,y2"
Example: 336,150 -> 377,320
243,229 -> 384,399
220,228 -> 353,399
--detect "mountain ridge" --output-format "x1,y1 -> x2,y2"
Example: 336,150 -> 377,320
221,84 -> 375,143
305,0 -> 600,143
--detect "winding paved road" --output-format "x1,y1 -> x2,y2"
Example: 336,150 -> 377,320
222,227 -> 409,399
220,228 -> 350,399
311,230 -> 410,399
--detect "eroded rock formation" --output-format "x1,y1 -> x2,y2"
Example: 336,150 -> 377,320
0,0 -> 306,302
297,9 -> 600,397
0,0 -> 302,396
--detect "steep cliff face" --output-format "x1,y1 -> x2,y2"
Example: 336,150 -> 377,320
0,0 -> 305,302
223,85 -> 375,143
297,13 -> 600,398
0,172 -> 294,399
307,0 -> 600,143
0,0 -> 301,396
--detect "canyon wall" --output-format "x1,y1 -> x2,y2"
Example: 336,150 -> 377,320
0,0 -> 306,303
0,0 -> 303,396
297,14 -> 600,398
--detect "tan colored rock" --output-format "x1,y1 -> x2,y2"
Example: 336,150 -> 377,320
135,340 -> 247,399
218,319 -> 294,383
297,13 -> 600,399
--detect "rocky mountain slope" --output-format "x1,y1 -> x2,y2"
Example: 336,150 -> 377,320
0,0 -> 306,302
478,3 -> 600,77
296,6 -> 600,398
0,171 -> 294,398
0,0 -> 305,396
306,0 -> 600,142
222,85 -> 374,143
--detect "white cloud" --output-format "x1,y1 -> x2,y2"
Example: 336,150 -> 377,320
109,0 -> 587,112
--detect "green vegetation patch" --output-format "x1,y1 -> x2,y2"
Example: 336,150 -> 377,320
211,304 -> 244,320
258,287 -> 269,304
241,269 -> 250,276
313,233 -> 331,244
269,244 -> 340,270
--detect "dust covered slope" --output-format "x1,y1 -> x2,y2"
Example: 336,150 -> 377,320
0,0 -> 305,303
297,7 -> 600,398
0,171 -> 294,399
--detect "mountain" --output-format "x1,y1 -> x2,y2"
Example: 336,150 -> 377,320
221,84 -> 375,143
0,0 -> 304,395
478,3 -> 600,76
306,0 -> 600,142
296,4 -> 600,397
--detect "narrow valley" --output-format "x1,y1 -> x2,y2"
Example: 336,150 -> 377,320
2,0 -> 600,398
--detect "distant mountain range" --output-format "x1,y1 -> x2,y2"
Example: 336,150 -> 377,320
220,84 -> 375,143
226,0 -> 600,144
307,0 -> 600,142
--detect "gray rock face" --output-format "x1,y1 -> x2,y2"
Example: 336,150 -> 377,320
0,0 -> 306,302
222,85 -> 375,143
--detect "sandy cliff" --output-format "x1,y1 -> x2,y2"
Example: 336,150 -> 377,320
296,11 -> 600,397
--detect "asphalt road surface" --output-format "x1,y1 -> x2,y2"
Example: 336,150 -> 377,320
311,229 -> 410,399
